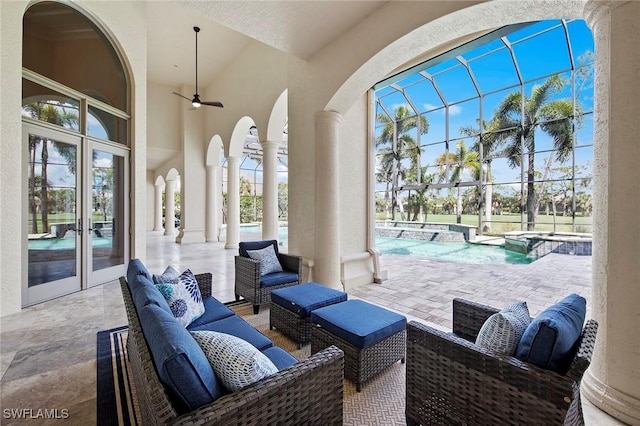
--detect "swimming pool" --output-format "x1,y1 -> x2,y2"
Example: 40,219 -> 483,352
28,236 -> 113,250
375,236 -> 532,265
239,224 -> 531,265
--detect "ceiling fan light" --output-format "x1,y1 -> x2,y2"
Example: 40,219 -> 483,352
192,93 -> 202,108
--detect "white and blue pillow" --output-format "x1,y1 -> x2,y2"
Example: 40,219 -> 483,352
475,301 -> 531,356
191,331 -> 278,392
246,245 -> 283,276
155,268 -> 205,327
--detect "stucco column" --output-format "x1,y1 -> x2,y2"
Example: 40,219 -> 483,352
153,182 -> 164,231
581,2 -> 640,424
225,156 -> 241,249
261,140 -> 280,241
164,179 -> 176,236
205,165 -> 219,242
314,111 -> 342,290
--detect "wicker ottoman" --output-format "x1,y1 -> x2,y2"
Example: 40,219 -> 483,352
270,282 -> 348,348
311,299 -> 407,391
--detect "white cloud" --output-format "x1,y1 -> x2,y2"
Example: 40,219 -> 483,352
422,103 -> 462,116
449,104 -> 463,115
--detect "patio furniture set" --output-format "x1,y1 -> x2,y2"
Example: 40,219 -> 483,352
117,239 -> 598,425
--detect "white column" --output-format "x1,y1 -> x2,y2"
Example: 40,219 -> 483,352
205,165 -> 219,242
314,110 -> 342,290
225,156 -> 241,249
261,140 -> 280,241
164,179 -> 176,236
153,182 -> 164,231
581,2 -> 640,424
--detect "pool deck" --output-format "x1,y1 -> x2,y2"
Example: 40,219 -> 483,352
144,230 -> 592,332
350,249 -> 592,331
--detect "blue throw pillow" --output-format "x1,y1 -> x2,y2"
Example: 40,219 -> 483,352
515,293 -> 586,374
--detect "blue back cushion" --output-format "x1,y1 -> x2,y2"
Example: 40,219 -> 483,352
130,274 -> 171,314
127,258 -> 151,287
139,304 -> 222,413
239,240 -> 279,258
515,293 -> 586,374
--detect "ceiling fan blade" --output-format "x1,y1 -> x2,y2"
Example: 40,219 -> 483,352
172,92 -> 192,102
201,101 -> 224,108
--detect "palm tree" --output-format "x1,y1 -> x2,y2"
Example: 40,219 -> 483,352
436,140 -> 479,224
459,118 -> 507,232
23,102 -> 78,233
406,168 -> 435,222
492,75 -> 578,230
376,105 -> 428,220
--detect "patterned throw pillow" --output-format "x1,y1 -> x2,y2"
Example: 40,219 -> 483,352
152,265 -> 180,284
155,269 -> 205,327
246,245 -> 283,276
191,331 -> 278,392
475,301 -> 531,356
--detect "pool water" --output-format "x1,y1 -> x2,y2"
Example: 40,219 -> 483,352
240,224 -> 531,264
375,237 -> 532,265
28,237 -> 113,250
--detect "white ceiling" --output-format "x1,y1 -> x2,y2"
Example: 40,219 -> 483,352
146,1 -> 388,88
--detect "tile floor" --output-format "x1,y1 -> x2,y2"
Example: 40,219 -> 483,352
0,231 -> 624,425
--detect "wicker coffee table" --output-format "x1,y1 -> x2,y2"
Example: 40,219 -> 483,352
270,282 -> 347,348
311,299 -> 406,391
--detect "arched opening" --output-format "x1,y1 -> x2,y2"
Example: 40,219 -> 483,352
21,1 -> 131,306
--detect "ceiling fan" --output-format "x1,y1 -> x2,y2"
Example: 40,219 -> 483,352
173,26 -> 223,109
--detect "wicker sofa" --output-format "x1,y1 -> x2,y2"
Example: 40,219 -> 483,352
406,298 -> 598,426
120,259 -> 344,426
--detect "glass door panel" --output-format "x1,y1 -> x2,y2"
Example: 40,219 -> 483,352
25,126 -> 80,304
88,145 -> 128,286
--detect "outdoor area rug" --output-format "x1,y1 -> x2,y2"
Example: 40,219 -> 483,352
96,303 -> 406,425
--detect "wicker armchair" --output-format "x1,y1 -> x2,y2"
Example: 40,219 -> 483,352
235,240 -> 302,314
119,273 -> 344,426
406,298 -> 598,426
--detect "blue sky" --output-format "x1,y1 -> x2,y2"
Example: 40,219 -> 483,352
375,19 -> 595,193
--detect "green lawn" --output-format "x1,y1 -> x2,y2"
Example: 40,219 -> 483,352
376,213 -> 592,235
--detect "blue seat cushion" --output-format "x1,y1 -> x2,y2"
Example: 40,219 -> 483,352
187,297 -> 235,329
261,346 -> 298,370
516,293 -> 586,374
130,274 -> 171,314
271,282 -> 347,317
187,314 -> 274,351
139,303 -> 221,414
239,240 -> 279,258
260,271 -> 299,288
127,258 -> 152,288
311,300 -> 407,349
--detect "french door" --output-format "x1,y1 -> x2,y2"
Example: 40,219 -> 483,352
24,124 -> 129,306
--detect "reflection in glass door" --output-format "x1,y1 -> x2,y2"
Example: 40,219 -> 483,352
26,127 -> 80,303
89,148 -> 127,286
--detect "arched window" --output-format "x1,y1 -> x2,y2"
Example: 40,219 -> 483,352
22,1 -> 129,144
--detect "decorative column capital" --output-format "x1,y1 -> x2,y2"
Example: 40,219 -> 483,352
260,140 -> 280,150
314,110 -> 342,126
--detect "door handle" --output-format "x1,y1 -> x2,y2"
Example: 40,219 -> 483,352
77,218 -> 82,235
88,218 -> 94,232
